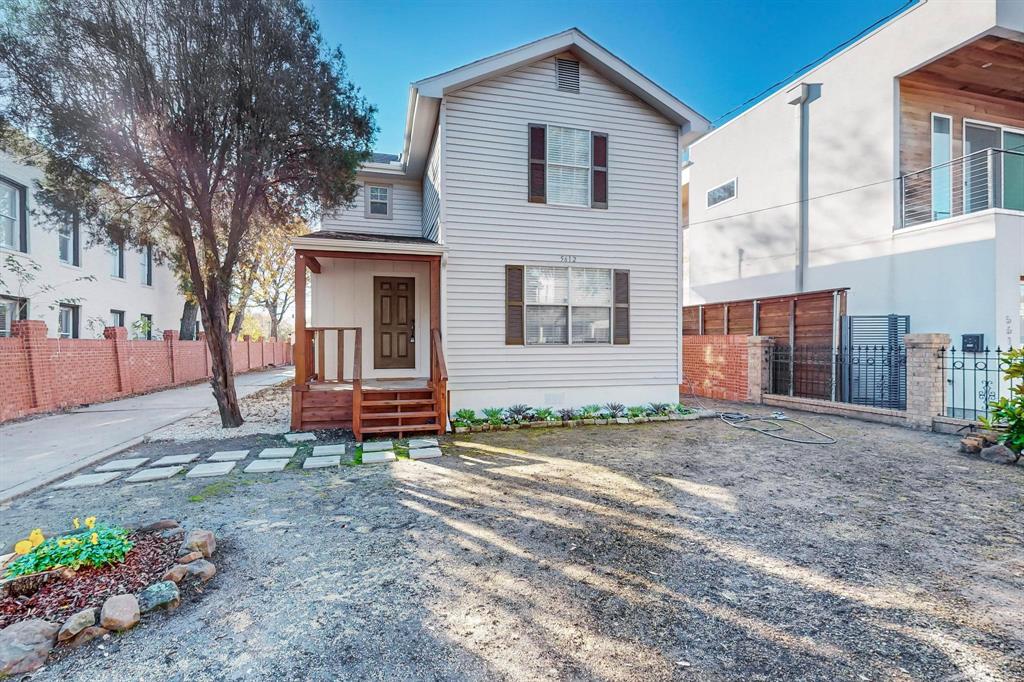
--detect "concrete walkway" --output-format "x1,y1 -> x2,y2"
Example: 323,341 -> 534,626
0,367 -> 294,503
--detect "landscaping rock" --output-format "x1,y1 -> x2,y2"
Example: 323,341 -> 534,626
177,550 -> 203,563
100,594 -> 140,631
57,608 -> 96,642
185,559 -> 216,583
138,581 -> 181,613
615,417 -> 630,424
980,444 -> 1020,465
138,519 -> 180,532
66,626 -> 108,649
0,618 -> 59,674
183,529 -> 216,558
161,564 -> 188,583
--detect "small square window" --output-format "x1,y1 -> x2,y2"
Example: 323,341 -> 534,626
365,185 -> 392,219
707,178 -> 737,208
110,309 -> 125,327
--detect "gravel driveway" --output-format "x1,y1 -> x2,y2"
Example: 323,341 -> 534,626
2,406 -> 1022,681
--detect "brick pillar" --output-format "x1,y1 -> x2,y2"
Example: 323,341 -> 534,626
163,330 -> 179,384
904,333 -> 949,430
746,336 -> 773,404
244,335 -> 252,371
14,320 -> 55,411
104,326 -> 132,394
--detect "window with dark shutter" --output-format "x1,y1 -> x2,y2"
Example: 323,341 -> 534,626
592,133 -> 608,209
528,124 -> 546,203
613,269 -> 630,344
505,265 -> 525,345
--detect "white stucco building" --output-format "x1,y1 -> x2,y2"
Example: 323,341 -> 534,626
1,150 -> 186,339
684,0 -> 1024,350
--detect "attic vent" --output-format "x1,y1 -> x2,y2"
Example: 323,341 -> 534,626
556,58 -> 580,93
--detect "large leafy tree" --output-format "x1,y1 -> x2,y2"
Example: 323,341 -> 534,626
0,0 -> 374,426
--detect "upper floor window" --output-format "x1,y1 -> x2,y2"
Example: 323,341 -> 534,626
58,213 -> 80,266
527,125 -> 608,209
1,177 -> 27,252
707,178 -> 737,208
139,245 -> 153,286
365,184 -> 392,219
110,241 -> 124,279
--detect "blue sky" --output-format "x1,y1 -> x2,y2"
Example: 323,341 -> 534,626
309,0 -> 913,154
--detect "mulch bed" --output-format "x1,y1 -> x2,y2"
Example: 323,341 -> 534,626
0,531 -> 179,629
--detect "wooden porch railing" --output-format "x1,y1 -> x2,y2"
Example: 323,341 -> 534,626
430,328 -> 448,433
306,327 -> 362,384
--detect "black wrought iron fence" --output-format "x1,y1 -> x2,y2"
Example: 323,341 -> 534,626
941,346 -> 1018,421
767,344 -> 907,409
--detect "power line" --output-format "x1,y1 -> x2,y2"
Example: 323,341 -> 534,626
710,0 -> 917,124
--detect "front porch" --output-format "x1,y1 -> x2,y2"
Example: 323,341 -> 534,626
290,232 -> 447,439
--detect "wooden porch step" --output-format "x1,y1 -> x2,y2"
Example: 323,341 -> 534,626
361,398 -> 436,407
360,410 -> 437,420
360,423 -> 441,435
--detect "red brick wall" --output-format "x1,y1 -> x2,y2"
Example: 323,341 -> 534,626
682,335 -> 750,402
1,321 -> 293,422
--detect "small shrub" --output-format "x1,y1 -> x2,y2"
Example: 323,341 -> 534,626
627,406 -> 646,419
648,402 -> 671,416
981,347 -> 1024,452
579,404 -> 601,418
482,407 -> 505,426
602,402 -> 625,418
558,407 -> 578,421
534,407 -> 555,421
453,408 -> 478,426
505,404 -> 534,423
5,520 -> 134,579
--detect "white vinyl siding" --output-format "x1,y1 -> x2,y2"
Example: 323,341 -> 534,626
422,131 -> 441,241
443,54 -> 680,391
321,178 -> 422,238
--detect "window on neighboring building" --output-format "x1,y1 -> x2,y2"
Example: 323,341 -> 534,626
58,303 -> 79,339
365,184 -> 392,218
110,241 -> 124,278
58,212 -> 80,266
1,176 -> 27,252
0,296 -> 27,337
504,265 -> 629,346
139,245 -> 153,286
110,309 -> 125,327
139,313 -> 153,340
707,178 -> 737,208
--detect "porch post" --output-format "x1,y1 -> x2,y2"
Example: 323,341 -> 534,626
429,255 -> 441,333
294,251 -> 308,386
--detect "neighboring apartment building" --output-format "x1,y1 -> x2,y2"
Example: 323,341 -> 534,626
684,0 -> 1024,350
1,150 -> 186,339
290,29 -> 709,435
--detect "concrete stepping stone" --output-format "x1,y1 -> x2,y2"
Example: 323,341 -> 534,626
151,453 -> 200,467
95,457 -> 149,472
408,438 -> 439,449
284,432 -> 317,443
186,462 -> 236,478
312,444 -> 348,456
126,466 -> 184,483
54,472 -> 122,489
257,447 -> 297,459
409,447 -> 442,460
362,450 -> 396,464
244,459 -> 288,473
208,450 -> 249,462
303,456 -> 341,469
362,440 -> 393,453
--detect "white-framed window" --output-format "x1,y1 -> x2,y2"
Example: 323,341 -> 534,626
110,309 -> 125,327
138,313 -> 153,340
58,213 -> 79,265
0,296 -> 26,337
547,125 -> 591,207
1,177 -> 25,251
139,245 -> 153,285
525,265 -> 612,345
110,242 -> 124,278
365,184 -> 392,219
707,178 -> 737,208
58,303 -> 79,339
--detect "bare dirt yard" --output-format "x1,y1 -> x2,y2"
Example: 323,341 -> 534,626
2,405 -> 1021,681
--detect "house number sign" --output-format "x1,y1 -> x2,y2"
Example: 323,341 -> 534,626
560,255 -> 577,263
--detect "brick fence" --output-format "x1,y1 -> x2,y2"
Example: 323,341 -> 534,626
1,320 -> 293,422
682,335 -> 771,402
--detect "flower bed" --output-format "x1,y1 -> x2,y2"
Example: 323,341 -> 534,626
451,402 -> 708,433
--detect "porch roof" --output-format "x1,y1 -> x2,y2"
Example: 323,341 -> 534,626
291,230 -> 445,255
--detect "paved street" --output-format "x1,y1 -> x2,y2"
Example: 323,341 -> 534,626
0,367 -> 293,502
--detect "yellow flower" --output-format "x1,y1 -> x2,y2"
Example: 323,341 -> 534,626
84,517 -> 96,530
90,533 -> 98,545
28,529 -> 44,548
73,517 -> 80,529
14,540 -> 33,555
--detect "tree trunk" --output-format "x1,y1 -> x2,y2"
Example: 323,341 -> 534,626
268,313 -> 279,340
179,300 -> 198,340
202,283 -> 243,427
229,303 -> 246,336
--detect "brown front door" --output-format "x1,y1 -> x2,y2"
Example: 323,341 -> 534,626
374,276 -> 416,370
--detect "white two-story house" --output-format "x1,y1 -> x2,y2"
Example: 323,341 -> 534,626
290,29 -> 709,437
684,0 -> 1023,352
1,150 -> 186,339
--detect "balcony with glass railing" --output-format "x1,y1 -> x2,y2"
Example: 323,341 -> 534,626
899,148 -> 1024,229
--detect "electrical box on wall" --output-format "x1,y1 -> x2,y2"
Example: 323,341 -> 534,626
962,334 -> 984,353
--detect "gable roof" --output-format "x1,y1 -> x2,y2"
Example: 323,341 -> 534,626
386,28 -> 709,179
